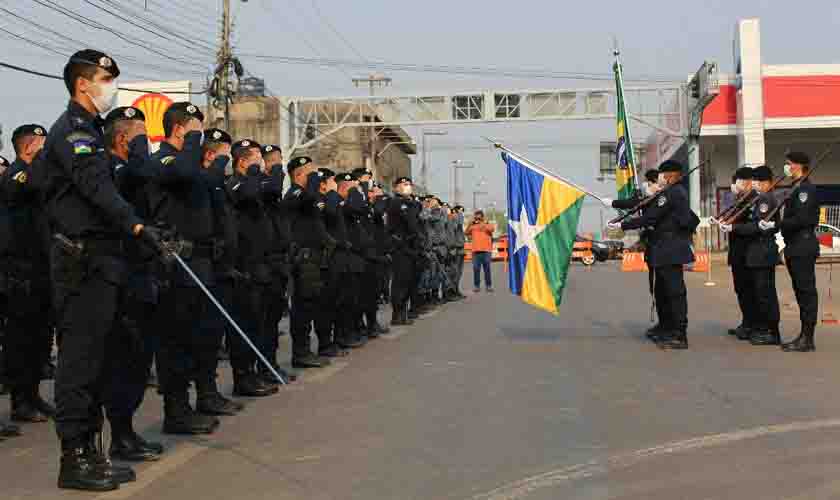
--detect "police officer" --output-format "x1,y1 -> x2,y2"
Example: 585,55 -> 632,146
260,144 -> 293,381
43,50 -> 164,491
0,124 -> 55,423
448,205 -> 467,300
388,177 -> 421,325
368,182 -> 393,330
342,172 -> 377,343
146,101 -> 230,433
723,165 -> 781,345
100,107 -> 165,461
612,160 -> 696,350
725,167 -> 757,340
772,152 -> 820,352
604,169 -> 665,340
0,153 -> 23,441
225,139 -> 285,394
285,157 -> 335,368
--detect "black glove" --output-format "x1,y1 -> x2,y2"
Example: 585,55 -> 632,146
139,225 -> 166,254
247,164 -> 261,176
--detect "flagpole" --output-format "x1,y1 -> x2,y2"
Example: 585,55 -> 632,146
482,137 -> 606,203
613,45 -> 641,195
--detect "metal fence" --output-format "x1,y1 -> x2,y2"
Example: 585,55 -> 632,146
821,204 -> 840,229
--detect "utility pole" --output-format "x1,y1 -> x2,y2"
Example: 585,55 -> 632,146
219,0 -> 232,130
353,74 -> 391,175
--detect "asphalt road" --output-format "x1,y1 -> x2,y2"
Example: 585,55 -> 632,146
5,260 -> 840,500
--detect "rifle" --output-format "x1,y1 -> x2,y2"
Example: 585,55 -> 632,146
761,142 -> 837,221
714,188 -> 758,220
716,174 -> 786,225
608,162 -> 706,224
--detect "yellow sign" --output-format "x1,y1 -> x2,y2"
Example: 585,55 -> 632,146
820,207 -> 827,224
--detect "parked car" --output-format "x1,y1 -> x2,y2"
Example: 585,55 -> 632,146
573,236 -> 610,264
600,239 -> 625,260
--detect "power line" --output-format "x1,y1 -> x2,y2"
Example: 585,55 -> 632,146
308,0 -> 369,63
116,0 -> 219,41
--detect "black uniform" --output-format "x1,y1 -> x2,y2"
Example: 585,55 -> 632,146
146,133 -> 226,426
372,193 -> 393,303
780,177 -> 820,350
733,191 -> 781,344
42,100 -> 142,448
0,156 -> 54,420
622,182 -> 695,348
262,166 -> 291,370
726,191 -> 760,339
285,171 -> 335,366
388,193 -> 421,324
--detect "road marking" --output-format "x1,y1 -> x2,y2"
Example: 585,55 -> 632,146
471,418 -> 840,500
95,442 -> 206,499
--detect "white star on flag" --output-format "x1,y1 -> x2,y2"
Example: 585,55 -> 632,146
509,204 -> 545,258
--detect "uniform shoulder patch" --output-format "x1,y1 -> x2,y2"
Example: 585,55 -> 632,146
657,195 -> 667,207
66,131 -> 96,155
232,182 -> 241,191
160,156 -> 176,166
12,171 -> 27,184
114,163 -> 125,171
799,192 -> 808,203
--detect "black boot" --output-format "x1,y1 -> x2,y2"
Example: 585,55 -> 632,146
196,392 -> 244,416
658,331 -> 688,350
319,343 -> 349,358
727,324 -> 747,337
259,363 -> 297,383
750,327 -> 781,346
58,446 -> 118,491
736,326 -> 753,341
163,397 -> 220,434
88,434 -> 136,484
782,323 -> 816,352
391,303 -> 412,326
232,371 -> 278,397
110,428 -> 163,462
292,353 -> 330,369
645,323 -> 667,341
11,393 -> 49,423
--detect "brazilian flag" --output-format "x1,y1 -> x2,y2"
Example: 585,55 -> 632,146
614,59 -> 638,200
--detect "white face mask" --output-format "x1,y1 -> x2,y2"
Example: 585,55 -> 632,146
86,80 -> 118,114
657,174 -> 667,187
400,185 -> 413,196
784,164 -> 793,177
730,183 -> 739,194
644,182 -> 657,197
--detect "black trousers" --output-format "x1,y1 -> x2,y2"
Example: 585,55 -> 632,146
230,280 -> 267,373
746,266 -> 780,331
650,268 -> 668,328
731,264 -> 754,328
290,261 -> 323,359
3,266 -> 51,403
390,251 -> 416,307
51,249 -> 126,445
362,261 -> 379,318
785,256 -> 819,326
157,265 -> 223,398
653,264 -> 687,333
261,266 -> 288,363
103,276 -> 157,426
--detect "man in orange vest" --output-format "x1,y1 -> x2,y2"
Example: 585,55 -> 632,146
465,210 -> 496,293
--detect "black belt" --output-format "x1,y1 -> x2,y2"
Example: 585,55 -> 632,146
84,238 -> 126,256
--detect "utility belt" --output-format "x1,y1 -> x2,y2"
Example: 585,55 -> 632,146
83,237 -> 128,257
784,227 -> 816,241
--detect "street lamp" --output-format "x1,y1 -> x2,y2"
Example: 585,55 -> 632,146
473,179 -> 488,212
451,160 -> 475,206
421,130 -> 447,193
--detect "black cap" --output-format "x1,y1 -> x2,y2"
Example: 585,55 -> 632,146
352,167 -> 373,178
644,169 -> 659,183
393,176 -> 412,186
11,124 -> 47,144
232,139 -> 261,153
752,165 -> 773,181
103,107 -> 145,130
442,202 -> 451,208
262,144 -> 282,155
165,101 -> 204,123
68,49 -> 120,78
0,155 -> 9,168
287,156 -> 313,174
659,160 -> 683,173
205,128 -> 232,145
335,172 -> 356,183
318,167 -> 336,179
453,205 -> 464,212
785,151 -> 811,166
734,166 -> 753,180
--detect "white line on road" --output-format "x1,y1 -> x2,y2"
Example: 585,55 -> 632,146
471,418 -> 840,500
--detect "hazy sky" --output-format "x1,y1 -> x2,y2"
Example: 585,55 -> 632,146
2,0 -> 839,232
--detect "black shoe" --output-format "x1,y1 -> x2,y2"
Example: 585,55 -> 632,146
370,321 -> 390,335
318,343 -> 349,358
782,326 -> 816,352
0,421 -> 22,438
233,373 -> 278,397
736,327 -> 752,341
86,437 -> 136,484
163,400 -> 220,435
109,433 -> 163,462
645,323 -> 666,340
727,324 -> 746,337
337,334 -> 365,349
197,392 -> 243,416
259,365 -> 297,384
292,353 -> 331,369
408,310 -> 420,319
11,399 -> 49,423
41,361 -> 56,380
658,333 -> 688,350
749,329 -> 781,346
58,448 -> 119,491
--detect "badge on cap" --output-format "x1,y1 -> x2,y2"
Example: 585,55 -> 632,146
99,56 -> 112,68
657,196 -> 667,207
12,171 -> 27,184
212,131 -> 222,140
300,158 -> 308,165
187,104 -> 197,114
760,203 -> 769,214
241,140 -> 250,147
265,145 -> 273,152
35,127 -> 44,135
799,192 -> 808,203
124,108 -> 136,118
